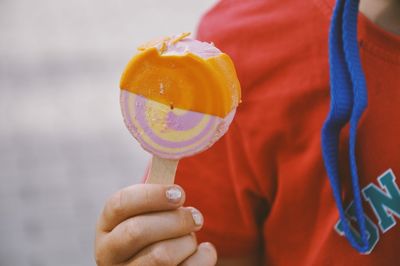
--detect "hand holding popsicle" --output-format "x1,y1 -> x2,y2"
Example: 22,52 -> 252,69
120,33 -> 241,184
95,184 -> 217,265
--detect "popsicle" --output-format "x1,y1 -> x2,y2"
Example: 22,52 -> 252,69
120,33 -> 241,184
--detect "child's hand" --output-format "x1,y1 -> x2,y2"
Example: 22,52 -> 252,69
94,184 -> 217,265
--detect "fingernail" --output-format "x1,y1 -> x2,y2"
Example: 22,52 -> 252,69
165,186 -> 182,203
189,207 -> 203,226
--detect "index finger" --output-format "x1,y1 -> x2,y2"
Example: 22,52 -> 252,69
98,184 -> 185,231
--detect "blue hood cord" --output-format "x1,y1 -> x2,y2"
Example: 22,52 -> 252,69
322,0 -> 369,253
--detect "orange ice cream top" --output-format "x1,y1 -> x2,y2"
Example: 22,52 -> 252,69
120,37 -> 241,118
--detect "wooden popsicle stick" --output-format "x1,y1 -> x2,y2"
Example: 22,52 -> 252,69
147,156 -> 179,184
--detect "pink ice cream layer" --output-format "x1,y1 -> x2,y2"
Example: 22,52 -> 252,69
121,91 -> 236,160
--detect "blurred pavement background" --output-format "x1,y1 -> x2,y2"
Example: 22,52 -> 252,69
0,1 -> 216,265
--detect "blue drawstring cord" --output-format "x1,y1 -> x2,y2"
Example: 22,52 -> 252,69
322,0 -> 369,253
343,0 -> 369,251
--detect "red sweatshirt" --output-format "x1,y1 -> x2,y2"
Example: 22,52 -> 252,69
175,0 -> 400,265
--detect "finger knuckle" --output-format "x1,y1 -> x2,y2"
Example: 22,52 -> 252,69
94,242 -> 107,266
142,185 -> 153,208
94,253 -> 105,266
149,246 -> 174,266
123,219 -> 143,242
106,190 -> 125,219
